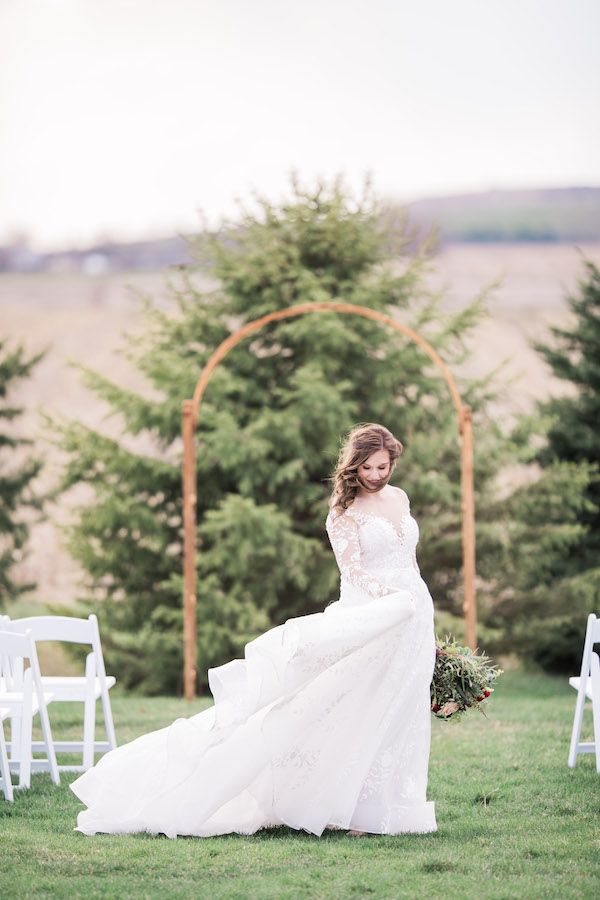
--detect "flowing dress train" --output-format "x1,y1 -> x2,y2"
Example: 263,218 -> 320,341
71,495 -> 437,837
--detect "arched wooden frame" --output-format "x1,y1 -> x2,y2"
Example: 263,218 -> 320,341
181,301 -> 476,700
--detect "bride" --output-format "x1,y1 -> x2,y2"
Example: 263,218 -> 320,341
71,423 -> 437,838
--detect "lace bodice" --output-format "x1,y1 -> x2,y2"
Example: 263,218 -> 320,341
326,494 -> 421,602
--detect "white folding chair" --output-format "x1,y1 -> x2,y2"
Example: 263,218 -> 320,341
2,614 -> 117,772
0,706 -> 14,801
568,613 -> 600,772
0,628 -> 59,789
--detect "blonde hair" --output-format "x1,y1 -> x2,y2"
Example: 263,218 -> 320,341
329,423 -> 403,515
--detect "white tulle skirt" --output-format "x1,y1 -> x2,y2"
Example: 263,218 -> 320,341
71,582 -> 437,838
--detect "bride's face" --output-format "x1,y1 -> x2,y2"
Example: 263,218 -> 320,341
357,449 -> 391,492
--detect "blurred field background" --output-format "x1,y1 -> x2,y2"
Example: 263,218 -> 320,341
2,0 -> 600,687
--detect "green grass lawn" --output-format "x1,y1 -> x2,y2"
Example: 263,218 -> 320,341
0,670 -> 599,899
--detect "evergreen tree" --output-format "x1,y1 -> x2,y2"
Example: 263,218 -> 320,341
55,178 -> 509,694
0,340 -> 44,602
488,261 -> 600,672
536,260 -> 600,562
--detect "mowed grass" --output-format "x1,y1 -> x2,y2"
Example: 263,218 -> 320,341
0,670 -> 599,899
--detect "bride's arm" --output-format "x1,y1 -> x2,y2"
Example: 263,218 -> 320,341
326,511 -> 395,598
398,488 -> 420,575
412,551 -> 421,575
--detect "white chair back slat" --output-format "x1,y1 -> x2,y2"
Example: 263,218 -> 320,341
4,616 -> 95,645
0,630 -> 36,658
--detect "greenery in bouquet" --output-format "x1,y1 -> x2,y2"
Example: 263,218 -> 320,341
431,634 -> 503,720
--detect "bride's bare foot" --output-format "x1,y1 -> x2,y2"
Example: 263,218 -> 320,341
347,829 -> 366,837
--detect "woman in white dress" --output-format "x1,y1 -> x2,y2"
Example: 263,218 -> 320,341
71,423 -> 437,838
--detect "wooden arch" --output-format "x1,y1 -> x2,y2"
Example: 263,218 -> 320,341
181,301 -> 476,700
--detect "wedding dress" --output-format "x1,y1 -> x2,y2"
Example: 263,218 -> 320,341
71,490 -> 437,837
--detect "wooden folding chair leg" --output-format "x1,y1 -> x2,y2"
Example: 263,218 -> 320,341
101,689 -> 117,751
0,721 -> 13,802
568,676 -> 589,768
18,682 -> 33,790
83,655 -> 96,770
9,713 -> 21,763
591,652 -> 600,774
38,699 -> 60,785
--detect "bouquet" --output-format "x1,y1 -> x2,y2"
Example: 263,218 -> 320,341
431,634 -> 503,720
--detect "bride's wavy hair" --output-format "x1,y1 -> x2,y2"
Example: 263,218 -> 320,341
329,423 -> 403,515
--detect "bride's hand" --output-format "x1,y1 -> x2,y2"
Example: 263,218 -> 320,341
434,700 -> 460,716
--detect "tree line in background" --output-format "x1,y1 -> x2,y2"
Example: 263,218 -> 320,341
1,179 -> 599,693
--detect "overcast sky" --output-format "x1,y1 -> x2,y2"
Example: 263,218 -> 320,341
1,0 -> 599,250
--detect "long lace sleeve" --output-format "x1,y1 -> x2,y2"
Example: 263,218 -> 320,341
326,511 -> 393,598
412,550 -> 420,575
403,491 -> 420,575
